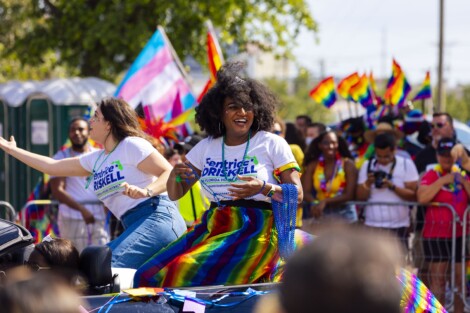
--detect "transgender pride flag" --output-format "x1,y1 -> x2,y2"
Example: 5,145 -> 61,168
115,28 -> 196,122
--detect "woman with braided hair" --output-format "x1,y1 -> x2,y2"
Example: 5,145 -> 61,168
134,62 -> 312,287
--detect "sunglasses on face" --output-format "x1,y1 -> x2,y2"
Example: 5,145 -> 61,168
430,122 -> 447,129
273,130 -> 282,135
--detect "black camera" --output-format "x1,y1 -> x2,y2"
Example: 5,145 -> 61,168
374,171 -> 388,188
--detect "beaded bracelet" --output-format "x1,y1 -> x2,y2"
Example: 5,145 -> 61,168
257,180 -> 266,195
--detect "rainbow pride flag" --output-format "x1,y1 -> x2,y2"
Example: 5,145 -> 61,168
309,77 -> 337,108
412,71 -> 432,101
384,59 -> 411,107
115,28 -> 196,125
197,21 -> 225,102
19,174 -> 59,243
350,74 -> 373,108
337,73 -> 360,100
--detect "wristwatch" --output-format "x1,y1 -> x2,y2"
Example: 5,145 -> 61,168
266,184 -> 276,198
146,188 -> 154,198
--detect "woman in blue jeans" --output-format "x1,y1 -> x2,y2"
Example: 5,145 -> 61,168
0,97 -> 186,269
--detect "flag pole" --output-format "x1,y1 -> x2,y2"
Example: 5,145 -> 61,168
347,100 -> 353,118
337,106 -> 343,123
157,25 -> 196,94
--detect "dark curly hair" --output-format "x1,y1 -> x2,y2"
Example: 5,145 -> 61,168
195,62 -> 278,137
303,130 -> 352,167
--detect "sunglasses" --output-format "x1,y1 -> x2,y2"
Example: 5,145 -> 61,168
25,262 -> 51,272
273,130 -> 282,135
430,122 -> 447,129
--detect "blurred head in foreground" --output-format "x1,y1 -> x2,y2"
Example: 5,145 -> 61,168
255,227 -> 403,313
0,268 -> 85,313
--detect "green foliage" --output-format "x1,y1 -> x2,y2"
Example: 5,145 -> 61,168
0,0 -> 316,82
264,68 -> 333,123
445,85 -> 470,123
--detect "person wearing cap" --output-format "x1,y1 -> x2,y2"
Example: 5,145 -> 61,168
363,121 -> 411,160
172,135 -> 209,226
412,112 -> 470,288
417,137 -> 470,313
415,112 -> 470,173
357,132 -> 419,248
402,110 -> 426,158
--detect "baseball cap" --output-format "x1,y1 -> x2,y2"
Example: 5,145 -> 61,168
403,109 -> 424,135
436,137 -> 456,156
174,135 -> 203,153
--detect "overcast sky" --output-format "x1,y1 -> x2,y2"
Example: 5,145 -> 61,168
294,0 -> 470,88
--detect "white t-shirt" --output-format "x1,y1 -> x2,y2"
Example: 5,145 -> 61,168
52,146 -> 105,221
358,155 -> 419,228
186,131 -> 296,203
79,136 -> 158,219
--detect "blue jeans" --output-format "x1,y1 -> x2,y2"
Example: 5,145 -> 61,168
108,195 -> 186,269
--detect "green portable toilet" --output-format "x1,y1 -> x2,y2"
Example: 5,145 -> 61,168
0,78 -> 116,210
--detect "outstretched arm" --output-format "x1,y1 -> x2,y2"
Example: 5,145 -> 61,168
0,136 -> 89,176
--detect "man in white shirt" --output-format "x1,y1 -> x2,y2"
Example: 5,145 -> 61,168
356,132 -> 418,249
50,117 -> 109,252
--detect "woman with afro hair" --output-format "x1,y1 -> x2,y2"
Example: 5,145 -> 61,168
134,62 -> 312,287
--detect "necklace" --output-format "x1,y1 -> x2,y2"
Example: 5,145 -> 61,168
316,155 -> 344,199
85,143 -> 119,189
221,130 -> 251,182
433,164 -> 464,193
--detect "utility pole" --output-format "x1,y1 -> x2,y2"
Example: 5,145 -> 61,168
437,0 -> 445,112
319,59 -> 325,79
381,27 -> 387,79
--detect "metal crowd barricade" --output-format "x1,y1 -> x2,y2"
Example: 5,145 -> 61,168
0,200 -> 16,222
19,199 -> 104,227
310,200 -> 459,311
460,206 -> 470,310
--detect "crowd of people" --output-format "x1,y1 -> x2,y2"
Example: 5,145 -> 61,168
0,61 -> 468,312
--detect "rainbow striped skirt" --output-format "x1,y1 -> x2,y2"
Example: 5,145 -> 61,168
134,203 -> 312,287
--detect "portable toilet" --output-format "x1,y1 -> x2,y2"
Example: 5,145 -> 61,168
0,77 -> 116,210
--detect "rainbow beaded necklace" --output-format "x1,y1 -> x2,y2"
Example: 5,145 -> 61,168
314,155 -> 345,200
433,164 -> 465,193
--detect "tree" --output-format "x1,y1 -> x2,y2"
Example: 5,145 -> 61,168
446,84 -> 470,123
0,0 -> 316,82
